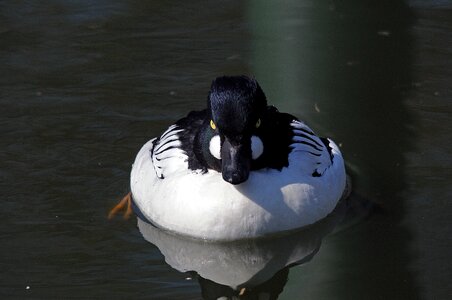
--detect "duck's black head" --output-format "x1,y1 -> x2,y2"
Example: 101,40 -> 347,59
204,75 -> 267,185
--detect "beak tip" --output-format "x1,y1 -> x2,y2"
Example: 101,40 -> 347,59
223,172 -> 249,185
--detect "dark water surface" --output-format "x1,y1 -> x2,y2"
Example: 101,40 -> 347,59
1,1 -> 451,299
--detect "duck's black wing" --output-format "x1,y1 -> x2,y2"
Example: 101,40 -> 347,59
254,106 -> 334,174
175,109 -> 208,171
151,110 -> 206,179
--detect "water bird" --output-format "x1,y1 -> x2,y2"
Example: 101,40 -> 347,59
110,75 -> 347,241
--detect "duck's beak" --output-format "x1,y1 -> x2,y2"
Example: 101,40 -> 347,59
221,137 -> 251,185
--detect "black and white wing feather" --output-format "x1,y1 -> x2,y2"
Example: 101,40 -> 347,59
289,120 -> 335,177
151,125 -> 188,179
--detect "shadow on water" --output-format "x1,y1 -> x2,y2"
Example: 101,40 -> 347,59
248,0 -> 418,298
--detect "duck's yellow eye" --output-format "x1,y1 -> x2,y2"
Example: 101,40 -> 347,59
210,120 -> 216,130
255,118 -> 261,128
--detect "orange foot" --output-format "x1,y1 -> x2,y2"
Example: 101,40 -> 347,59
108,192 -> 133,220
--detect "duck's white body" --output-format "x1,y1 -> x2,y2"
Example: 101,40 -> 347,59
131,121 -> 346,241
137,200 -> 345,290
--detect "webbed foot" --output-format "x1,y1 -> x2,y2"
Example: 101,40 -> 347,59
108,192 -> 133,220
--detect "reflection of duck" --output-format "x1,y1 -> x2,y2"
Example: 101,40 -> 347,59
197,268 -> 289,300
116,76 -> 347,240
137,200 -> 346,299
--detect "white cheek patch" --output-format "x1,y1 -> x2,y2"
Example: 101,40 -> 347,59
209,135 -> 221,160
251,136 -> 264,160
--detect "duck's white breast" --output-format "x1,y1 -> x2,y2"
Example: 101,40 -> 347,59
131,138 -> 346,241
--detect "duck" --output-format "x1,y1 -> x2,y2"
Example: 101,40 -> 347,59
110,75 -> 347,241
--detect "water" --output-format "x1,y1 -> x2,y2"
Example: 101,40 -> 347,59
1,1 -> 451,299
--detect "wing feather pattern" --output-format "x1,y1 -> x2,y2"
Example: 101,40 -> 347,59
151,125 -> 188,179
289,121 -> 335,177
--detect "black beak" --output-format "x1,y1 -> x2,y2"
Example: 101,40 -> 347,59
221,137 -> 250,185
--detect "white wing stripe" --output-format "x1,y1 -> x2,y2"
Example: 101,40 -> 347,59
290,121 -> 315,134
151,127 -> 188,179
154,139 -> 181,155
291,136 -> 323,152
292,130 -> 323,147
159,125 -> 179,139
